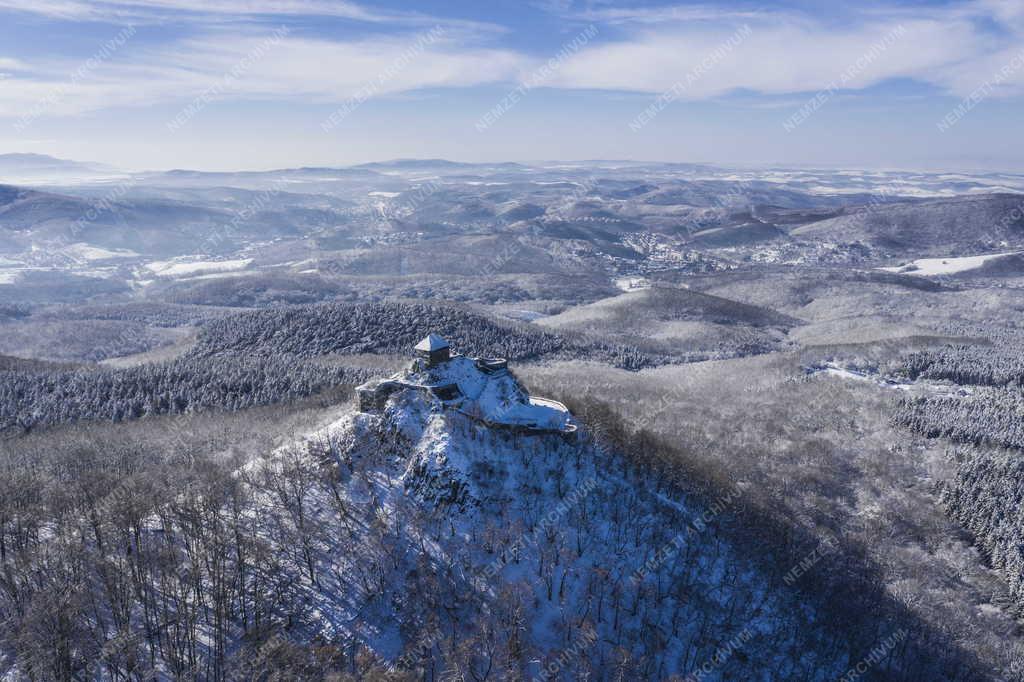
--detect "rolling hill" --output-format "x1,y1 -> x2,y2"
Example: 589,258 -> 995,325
536,286 -> 802,359
791,194 -> 1024,254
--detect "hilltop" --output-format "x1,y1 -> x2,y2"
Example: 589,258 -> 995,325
250,337 -> 858,679
536,285 -> 801,360
357,346 -> 576,440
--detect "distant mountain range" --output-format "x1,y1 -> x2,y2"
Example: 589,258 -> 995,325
2,156 -> 1024,308
0,153 -> 115,182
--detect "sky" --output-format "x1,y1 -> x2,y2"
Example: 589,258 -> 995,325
0,0 -> 1022,172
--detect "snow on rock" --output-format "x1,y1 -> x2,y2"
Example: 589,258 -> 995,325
360,355 -> 575,436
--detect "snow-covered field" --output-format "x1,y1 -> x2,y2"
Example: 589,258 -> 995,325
63,243 -> 139,261
144,257 -> 252,277
502,309 -> 547,322
880,251 -> 1021,276
614,276 -> 650,291
807,362 -> 973,397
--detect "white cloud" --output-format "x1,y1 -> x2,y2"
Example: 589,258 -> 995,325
0,0 -> 504,31
573,4 -> 775,26
0,29 -> 524,118
164,30 -> 523,100
0,0 -> 1021,125
964,0 -> 1024,29
545,1 -> 1024,100
0,0 -> 367,20
0,57 -> 28,70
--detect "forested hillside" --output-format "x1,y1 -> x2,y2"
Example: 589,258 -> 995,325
791,194 -> 1024,254
35,302 -> 237,327
899,340 -> 1024,388
892,333 -> 1024,449
888,331 -> 1024,614
893,389 -> 1024,450
0,369 -> 991,681
0,355 -> 369,431
190,301 -> 660,369
940,446 -> 1024,609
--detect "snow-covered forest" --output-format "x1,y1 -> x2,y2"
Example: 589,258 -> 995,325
2,155 -> 1024,680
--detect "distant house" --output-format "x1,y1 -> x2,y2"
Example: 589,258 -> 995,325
415,333 -> 451,367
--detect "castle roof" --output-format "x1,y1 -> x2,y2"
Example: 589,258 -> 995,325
415,333 -> 450,352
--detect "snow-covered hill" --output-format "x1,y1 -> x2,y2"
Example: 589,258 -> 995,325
244,358 -> 853,679
790,194 -> 1024,254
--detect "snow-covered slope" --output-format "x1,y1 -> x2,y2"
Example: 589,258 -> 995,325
244,369 -> 853,679
879,251 -> 1023,276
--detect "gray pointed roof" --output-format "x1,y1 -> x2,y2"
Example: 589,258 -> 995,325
415,333 -> 450,352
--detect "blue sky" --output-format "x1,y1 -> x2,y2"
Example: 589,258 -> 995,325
0,0 -> 1021,171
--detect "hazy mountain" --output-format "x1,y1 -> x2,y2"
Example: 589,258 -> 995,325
0,183 -> 234,254
353,158 -> 528,173
0,153 -> 115,183
0,182 -> 338,256
146,166 -> 382,186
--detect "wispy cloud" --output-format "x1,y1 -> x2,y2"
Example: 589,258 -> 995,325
0,57 -> 29,71
0,0 -> 504,31
572,4 -> 774,26
0,28 -> 523,118
545,3 -> 1024,101
0,0 -> 1022,127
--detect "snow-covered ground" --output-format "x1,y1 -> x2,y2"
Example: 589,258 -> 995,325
144,257 -> 252,277
501,309 -> 548,322
367,191 -> 401,198
807,362 -> 973,397
614,275 -> 650,291
879,251 -> 1022,276
63,243 -> 139,261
